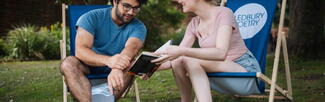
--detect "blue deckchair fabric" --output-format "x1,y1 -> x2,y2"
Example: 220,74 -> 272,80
227,0 -> 277,74
207,0 -> 277,94
207,72 -> 257,78
68,5 -> 112,56
67,5 -> 112,79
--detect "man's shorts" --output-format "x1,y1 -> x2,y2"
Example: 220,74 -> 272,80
88,66 -> 111,74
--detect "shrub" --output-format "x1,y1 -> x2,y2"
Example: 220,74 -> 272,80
7,24 -> 40,60
137,0 -> 185,51
39,22 -> 66,59
0,38 -> 8,57
6,23 -> 66,60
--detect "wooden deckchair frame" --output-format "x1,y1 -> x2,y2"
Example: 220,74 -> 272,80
59,4 -> 141,102
215,0 -> 293,102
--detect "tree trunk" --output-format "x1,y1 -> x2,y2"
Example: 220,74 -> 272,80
288,0 -> 325,60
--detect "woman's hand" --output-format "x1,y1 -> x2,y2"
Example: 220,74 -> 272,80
151,45 -> 185,64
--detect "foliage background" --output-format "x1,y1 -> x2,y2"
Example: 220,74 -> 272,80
3,23 -> 66,60
136,0 -> 185,51
0,0 -> 186,61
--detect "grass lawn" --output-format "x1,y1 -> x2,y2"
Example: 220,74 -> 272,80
0,56 -> 324,102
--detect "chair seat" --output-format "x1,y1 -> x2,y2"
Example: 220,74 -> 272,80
207,72 -> 257,78
207,72 -> 263,94
86,74 -> 108,79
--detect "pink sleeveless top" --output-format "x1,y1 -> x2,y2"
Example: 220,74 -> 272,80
185,7 -> 247,61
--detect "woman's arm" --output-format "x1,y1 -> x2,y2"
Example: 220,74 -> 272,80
154,30 -> 196,70
179,30 -> 196,47
169,25 -> 233,61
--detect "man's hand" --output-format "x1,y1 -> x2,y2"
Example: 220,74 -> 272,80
107,69 -> 124,95
106,54 -> 131,70
139,66 -> 159,80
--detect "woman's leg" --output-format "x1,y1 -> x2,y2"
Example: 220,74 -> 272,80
181,57 -> 247,102
182,57 -> 212,102
171,57 -> 193,102
198,59 -> 247,73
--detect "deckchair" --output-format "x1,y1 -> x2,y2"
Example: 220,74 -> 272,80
205,0 -> 293,102
60,4 -> 140,102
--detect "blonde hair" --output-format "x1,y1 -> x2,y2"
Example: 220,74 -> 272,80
208,0 -> 221,6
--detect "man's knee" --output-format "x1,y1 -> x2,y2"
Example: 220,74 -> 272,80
60,56 -> 80,75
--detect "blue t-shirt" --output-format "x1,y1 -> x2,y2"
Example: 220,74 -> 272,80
76,7 -> 147,56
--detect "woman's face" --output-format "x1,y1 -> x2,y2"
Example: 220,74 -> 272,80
177,0 -> 198,13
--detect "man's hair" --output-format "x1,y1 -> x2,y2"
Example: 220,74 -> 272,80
110,0 -> 148,6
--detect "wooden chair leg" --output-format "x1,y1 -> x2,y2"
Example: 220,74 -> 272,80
134,80 -> 140,102
269,0 -> 288,101
281,32 -> 292,96
121,84 -> 132,98
60,39 -> 68,102
119,78 -> 140,102
61,3 -> 68,101
63,76 -> 68,102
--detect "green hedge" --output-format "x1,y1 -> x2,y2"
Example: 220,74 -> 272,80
5,23 -> 66,60
0,38 -> 8,57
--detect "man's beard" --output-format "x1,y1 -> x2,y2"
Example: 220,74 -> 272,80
115,5 -> 133,24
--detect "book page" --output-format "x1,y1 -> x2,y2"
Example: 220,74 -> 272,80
154,40 -> 172,53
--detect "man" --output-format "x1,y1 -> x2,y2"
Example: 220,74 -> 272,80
59,0 -> 147,101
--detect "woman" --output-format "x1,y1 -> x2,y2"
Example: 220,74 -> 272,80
152,0 -> 261,101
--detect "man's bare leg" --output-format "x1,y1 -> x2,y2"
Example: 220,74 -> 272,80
60,56 -> 91,102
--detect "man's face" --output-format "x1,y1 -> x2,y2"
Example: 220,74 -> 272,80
115,0 -> 140,24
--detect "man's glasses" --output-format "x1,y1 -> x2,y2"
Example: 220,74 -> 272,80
121,3 -> 141,13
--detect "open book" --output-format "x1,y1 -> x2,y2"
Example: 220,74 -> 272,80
128,40 -> 172,75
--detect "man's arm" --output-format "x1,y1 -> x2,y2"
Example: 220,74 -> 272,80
75,27 -> 130,69
120,37 -> 144,66
107,37 -> 144,94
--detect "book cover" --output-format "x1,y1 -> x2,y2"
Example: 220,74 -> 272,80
128,40 -> 172,76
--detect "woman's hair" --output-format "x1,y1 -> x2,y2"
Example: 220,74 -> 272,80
207,0 -> 221,6
171,0 -> 221,11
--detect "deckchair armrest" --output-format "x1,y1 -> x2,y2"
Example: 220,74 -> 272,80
86,74 -> 108,79
207,72 -> 257,78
